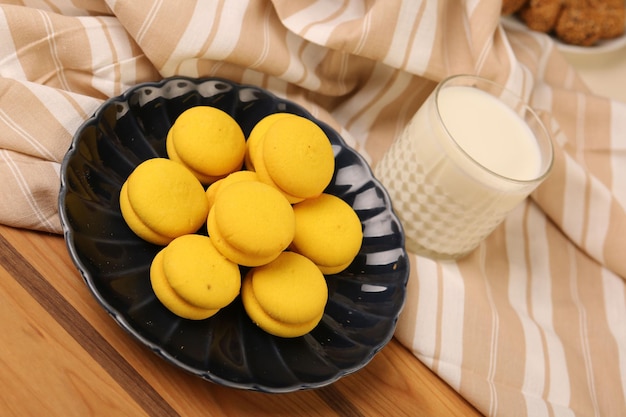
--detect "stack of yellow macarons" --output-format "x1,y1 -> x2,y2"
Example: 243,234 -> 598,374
150,234 -> 240,320
118,106 -> 364,338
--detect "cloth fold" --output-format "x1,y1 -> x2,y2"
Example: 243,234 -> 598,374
1,1 -> 624,416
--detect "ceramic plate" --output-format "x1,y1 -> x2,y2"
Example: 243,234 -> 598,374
58,77 -> 409,392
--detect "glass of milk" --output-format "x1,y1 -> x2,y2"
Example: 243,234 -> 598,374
374,74 -> 553,259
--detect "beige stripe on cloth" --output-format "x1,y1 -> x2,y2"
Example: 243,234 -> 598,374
1,1 -> 624,415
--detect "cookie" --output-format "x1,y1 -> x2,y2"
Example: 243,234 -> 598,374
208,180 -> 295,266
518,0 -> 562,33
121,158 -> 209,245
554,6 -> 602,46
162,234 -> 241,310
252,115 -> 335,202
167,106 -> 246,184
150,249 -> 220,320
290,193 -> 362,274
241,251 -> 327,338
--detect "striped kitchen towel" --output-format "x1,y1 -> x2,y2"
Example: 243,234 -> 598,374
1,1 -> 624,415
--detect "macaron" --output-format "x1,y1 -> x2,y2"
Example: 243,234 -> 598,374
290,193 -> 362,274
161,234 -> 241,310
250,115 -> 335,203
150,249 -> 220,320
166,106 -> 246,184
208,180 -> 295,266
119,182 -> 172,246
241,251 -> 328,338
120,158 -> 209,245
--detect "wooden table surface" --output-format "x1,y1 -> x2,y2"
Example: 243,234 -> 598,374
0,223 -> 481,417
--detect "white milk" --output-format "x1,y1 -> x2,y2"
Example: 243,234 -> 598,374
375,83 -> 550,259
438,87 -> 541,181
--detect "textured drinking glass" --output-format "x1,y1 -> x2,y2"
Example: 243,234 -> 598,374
375,74 -> 554,259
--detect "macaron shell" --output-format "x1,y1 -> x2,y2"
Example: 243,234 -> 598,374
168,106 -> 246,177
119,181 -> 173,246
162,234 -> 241,310
150,249 -> 220,320
241,270 -> 324,338
126,158 -> 209,238
262,116 -> 335,199
250,252 -> 328,324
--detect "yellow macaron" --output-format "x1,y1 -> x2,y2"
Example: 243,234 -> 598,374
241,251 -> 328,338
208,180 -> 295,266
259,115 -> 335,200
120,158 -> 209,245
290,193 -> 362,274
166,106 -> 246,184
161,234 -> 241,310
150,249 -> 220,320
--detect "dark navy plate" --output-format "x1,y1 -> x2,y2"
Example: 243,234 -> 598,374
59,77 -> 408,392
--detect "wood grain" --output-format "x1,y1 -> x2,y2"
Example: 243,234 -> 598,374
0,224 -> 482,416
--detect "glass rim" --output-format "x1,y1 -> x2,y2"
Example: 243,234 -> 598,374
433,74 -> 555,185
